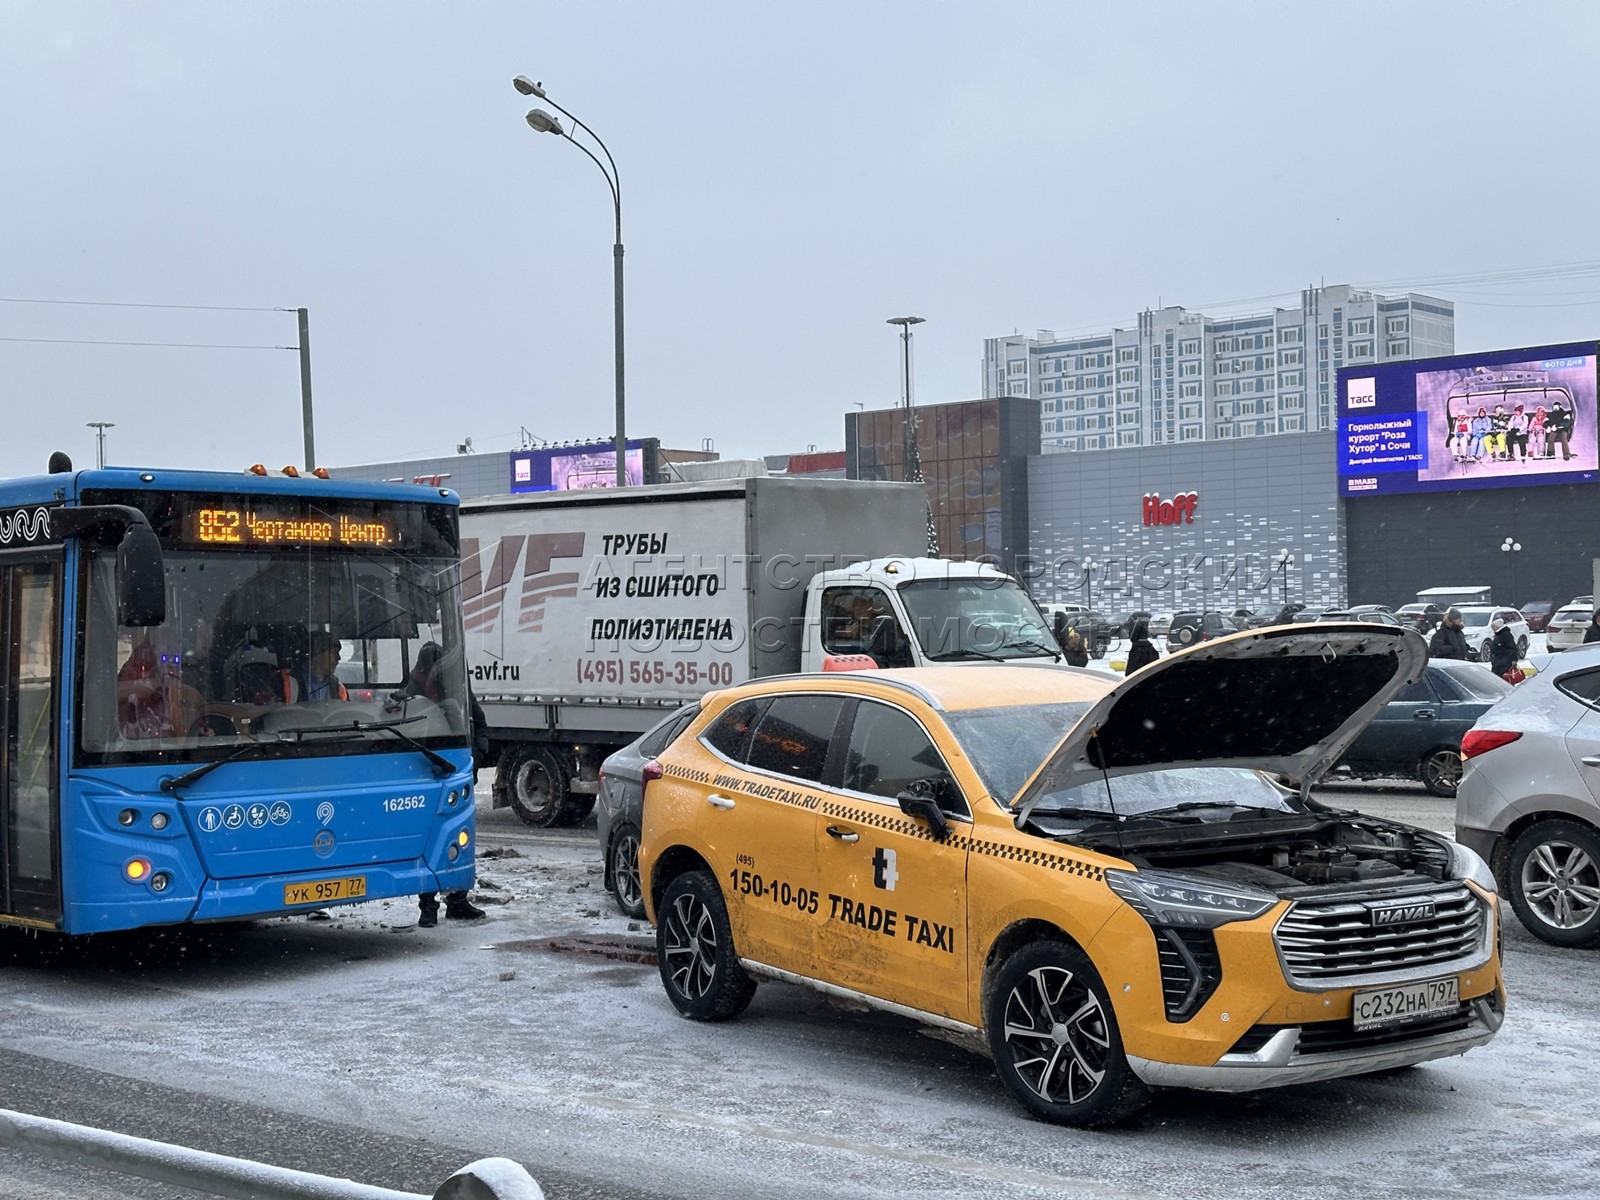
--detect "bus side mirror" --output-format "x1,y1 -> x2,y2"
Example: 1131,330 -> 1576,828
116,523 -> 166,627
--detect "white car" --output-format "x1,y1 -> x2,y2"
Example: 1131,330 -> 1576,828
1547,604 -> 1595,650
1454,605 -> 1530,661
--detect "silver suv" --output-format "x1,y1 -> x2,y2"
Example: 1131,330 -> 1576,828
1457,643 -> 1600,946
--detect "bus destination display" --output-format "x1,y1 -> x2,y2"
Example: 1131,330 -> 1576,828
187,503 -> 397,548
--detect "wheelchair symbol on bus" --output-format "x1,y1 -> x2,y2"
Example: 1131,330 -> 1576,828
223,805 -> 245,830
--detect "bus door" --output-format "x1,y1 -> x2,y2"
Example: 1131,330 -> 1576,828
0,559 -> 62,925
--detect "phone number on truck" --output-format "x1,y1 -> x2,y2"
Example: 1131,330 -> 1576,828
575,658 -> 737,687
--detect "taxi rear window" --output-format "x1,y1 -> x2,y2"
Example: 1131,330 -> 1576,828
942,701 -> 1090,805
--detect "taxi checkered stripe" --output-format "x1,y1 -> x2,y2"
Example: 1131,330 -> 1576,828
819,800 -> 1104,880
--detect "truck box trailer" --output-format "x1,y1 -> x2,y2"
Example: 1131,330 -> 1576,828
460,477 -> 1059,825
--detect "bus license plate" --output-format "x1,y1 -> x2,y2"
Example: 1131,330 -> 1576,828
284,876 -> 367,906
1351,977 -> 1459,1031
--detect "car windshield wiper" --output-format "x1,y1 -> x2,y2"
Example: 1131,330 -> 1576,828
1137,801 -> 1282,820
1020,804 -> 1121,823
288,715 -> 457,778
926,648 -> 1005,662
160,735 -> 282,793
1000,638 -> 1062,661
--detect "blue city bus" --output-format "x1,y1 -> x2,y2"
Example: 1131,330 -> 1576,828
0,457 -> 475,934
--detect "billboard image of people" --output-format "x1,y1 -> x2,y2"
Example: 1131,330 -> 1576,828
509,439 -> 652,493
1339,341 -> 1598,497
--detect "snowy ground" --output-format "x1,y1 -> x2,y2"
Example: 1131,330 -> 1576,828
0,784 -> 1593,1200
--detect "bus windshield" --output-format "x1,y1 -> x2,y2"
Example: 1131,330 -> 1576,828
77,491 -> 466,764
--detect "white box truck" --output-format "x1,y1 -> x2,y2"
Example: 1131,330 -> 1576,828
460,477 -> 1060,825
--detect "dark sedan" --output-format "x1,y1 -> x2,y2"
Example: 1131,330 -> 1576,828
595,703 -> 700,917
1330,659 -> 1510,796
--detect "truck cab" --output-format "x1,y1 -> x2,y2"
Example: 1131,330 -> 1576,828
801,557 -> 1061,669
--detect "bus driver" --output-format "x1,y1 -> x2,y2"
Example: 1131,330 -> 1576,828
279,630 -> 348,702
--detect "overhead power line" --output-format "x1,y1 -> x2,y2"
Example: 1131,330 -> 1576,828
0,336 -> 293,350
0,296 -> 285,313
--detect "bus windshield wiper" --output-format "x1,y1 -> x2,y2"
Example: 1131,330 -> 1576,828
287,715 -> 456,778
161,737 -> 280,793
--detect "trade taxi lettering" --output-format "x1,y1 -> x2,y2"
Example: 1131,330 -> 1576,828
826,893 -> 953,953
707,772 -> 821,810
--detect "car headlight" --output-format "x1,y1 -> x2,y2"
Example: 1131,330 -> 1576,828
1106,868 -> 1277,929
1448,840 -> 1498,895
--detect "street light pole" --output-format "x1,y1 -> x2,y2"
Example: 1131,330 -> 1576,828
1501,536 -> 1523,606
86,421 -> 114,469
1082,557 -> 1098,612
1273,548 -> 1295,607
515,76 -> 628,487
887,316 -> 925,482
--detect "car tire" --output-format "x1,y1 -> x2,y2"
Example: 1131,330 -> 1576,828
1091,637 -> 1108,660
1507,819 -> 1600,948
657,870 -> 756,1021
498,744 -> 576,827
985,941 -> 1148,1127
1173,626 -> 1195,646
1419,747 -> 1462,798
1480,638 -> 1493,662
1517,635 -> 1529,658
608,823 -> 647,919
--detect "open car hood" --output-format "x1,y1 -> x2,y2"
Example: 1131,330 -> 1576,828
1011,623 -> 1428,815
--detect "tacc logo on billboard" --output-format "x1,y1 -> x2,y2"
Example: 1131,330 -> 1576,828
1347,377 -> 1377,409
1143,492 -> 1198,526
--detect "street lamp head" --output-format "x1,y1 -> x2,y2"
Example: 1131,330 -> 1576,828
886,316 -> 926,328
525,108 -> 565,135
512,76 -> 546,98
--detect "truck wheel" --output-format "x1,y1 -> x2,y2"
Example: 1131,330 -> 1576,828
501,745 -> 573,827
985,941 -> 1147,1127
657,870 -> 755,1020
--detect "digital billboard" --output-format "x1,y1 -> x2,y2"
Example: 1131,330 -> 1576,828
509,439 -> 652,493
1338,341 -> 1598,497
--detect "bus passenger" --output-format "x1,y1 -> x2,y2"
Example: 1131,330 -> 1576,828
280,631 -> 348,702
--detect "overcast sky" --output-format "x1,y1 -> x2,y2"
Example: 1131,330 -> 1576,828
4,1 -> 1600,480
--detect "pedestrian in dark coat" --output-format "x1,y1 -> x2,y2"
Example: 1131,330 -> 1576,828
1488,618 -> 1518,678
1060,624 -> 1091,668
1428,609 -> 1470,660
1124,620 -> 1160,674
1585,612 -> 1600,644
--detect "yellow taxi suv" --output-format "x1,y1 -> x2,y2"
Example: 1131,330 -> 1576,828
638,624 -> 1505,1128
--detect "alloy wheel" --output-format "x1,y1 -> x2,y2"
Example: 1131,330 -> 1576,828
611,829 -> 644,917
662,891 -> 718,1002
1520,840 -> 1600,931
999,965 -> 1111,1106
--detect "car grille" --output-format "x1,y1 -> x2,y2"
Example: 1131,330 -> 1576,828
1274,885 -> 1484,985
1155,927 -> 1222,1021
1228,999 -> 1489,1058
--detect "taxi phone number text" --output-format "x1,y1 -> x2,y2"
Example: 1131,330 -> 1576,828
576,658 -> 736,687
729,869 -> 820,914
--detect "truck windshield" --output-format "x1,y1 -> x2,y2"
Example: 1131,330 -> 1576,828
897,578 -> 1057,661
77,494 -> 467,765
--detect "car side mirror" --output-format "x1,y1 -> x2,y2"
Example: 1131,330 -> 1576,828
897,778 -> 951,841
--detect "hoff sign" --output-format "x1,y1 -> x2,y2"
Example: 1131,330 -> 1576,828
1143,491 -> 1198,526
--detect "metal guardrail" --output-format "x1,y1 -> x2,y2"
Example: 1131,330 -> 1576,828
0,1107 -> 544,1200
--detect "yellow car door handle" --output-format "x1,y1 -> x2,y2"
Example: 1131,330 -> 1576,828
707,794 -> 736,810
826,825 -> 860,843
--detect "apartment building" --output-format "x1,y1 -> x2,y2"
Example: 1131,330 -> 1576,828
983,284 -> 1453,453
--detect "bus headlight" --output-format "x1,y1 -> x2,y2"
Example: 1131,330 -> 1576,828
118,809 -> 137,827
151,872 -> 170,893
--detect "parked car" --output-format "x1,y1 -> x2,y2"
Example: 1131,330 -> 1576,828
1519,600 -> 1558,633
1229,606 -> 1277,629
1290,606 -> 1331,622
596,702 -> 701,917
1333,660 -> 1511,796
1454,605 -> 1530,661
1063,609 -> 1118,656
1317,610 -> 1405,627
1457,642 -> 1600,946
1347,604 -> 1396,615
1145,612 -> 1174,639
641,625 -> 1503,1127
1167,610 -> 1243,645
1396,603 -> 1447,634
1115,610 -> 1152,638
1546,604 -> 1595,650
